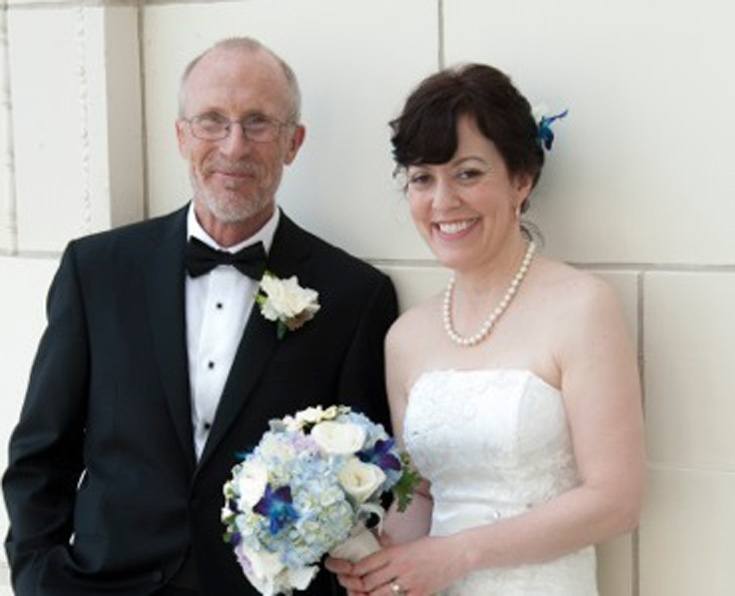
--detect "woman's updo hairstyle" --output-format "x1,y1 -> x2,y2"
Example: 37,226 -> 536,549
390,64 -> 545,206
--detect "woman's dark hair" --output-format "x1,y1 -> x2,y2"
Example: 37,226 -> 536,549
390,64 -> 544,200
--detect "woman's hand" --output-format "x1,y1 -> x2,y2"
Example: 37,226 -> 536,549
325,556 -> 366,595
348,535 -> 467,596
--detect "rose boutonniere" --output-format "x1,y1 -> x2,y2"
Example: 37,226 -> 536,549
256,271 -> 320,339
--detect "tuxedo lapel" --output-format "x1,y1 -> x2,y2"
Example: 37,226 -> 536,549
196,213 -> 311,473
144,206 -> 197,473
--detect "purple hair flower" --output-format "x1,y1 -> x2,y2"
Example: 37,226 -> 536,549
253,484 -> 300,535
357,439 -> 401,473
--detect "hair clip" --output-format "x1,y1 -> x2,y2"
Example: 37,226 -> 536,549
533,105 -> 568,151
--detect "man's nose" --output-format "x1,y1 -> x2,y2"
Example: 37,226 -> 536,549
219,123 -> 252,158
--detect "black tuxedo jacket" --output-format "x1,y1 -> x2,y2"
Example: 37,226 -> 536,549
2,206 -> 397,596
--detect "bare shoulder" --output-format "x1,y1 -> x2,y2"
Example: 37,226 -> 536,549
385,293 -> 442,355
532,256 -> 621,320
531,257 -> 633,373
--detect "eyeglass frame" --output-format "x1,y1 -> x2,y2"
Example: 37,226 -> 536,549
180,111 -> 297,143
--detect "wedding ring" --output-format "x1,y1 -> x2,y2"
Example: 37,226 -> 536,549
390,581 -> 406,595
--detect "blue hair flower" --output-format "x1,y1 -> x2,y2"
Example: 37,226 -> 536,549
357,438 -> 401,473
253,484 -> 300,535
536,108 -> 568,151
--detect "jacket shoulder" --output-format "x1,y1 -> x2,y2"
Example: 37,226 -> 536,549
283,215 -> 390,288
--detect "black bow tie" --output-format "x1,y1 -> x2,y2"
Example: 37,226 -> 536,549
185,236 -> 267,280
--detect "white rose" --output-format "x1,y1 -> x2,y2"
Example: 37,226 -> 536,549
236,460 -> 268,508
338,457 -> 386,503
239,545 -> 285,596
259,274 -> 320,329
282,415 -> 301,432
311,421 -> 366,455
296,406 -> 326,425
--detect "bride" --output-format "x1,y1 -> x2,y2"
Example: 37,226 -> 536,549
327,64 -> 644,595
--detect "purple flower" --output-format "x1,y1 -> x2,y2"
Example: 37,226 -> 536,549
357,439 -> 401,473
253,484 -> 299,535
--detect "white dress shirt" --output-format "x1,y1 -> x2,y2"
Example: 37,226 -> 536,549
185,203 -> 280,459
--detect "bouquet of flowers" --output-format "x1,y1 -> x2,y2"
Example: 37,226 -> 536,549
222,405 -> 420,596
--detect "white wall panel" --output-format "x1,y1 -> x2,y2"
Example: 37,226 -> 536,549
640,467 -> 735,596
380,263 -> 449,312
0,9 -> 14,252
9,7 -> 105,251
644,272 -> 735,470
9,6 -> 143,252
0,562 -> 8,592
144,0 -> 438,260
104,7 -> 145,227
0,256 -> 58,566
597,534 -> 633,596
445,0 -> 735,265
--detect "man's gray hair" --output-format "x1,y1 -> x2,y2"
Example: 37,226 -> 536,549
177,37 -> 302,122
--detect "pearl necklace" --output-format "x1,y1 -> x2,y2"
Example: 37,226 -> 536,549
442,241 -> 536,347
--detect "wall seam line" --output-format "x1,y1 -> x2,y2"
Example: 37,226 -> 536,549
633,271 -> 644,596
437,0 -> 445,69
1,0 -> 18,254
137,0 -> 149,220
75,5 -> 93,234
367,259 -> 735,272
7,1 -> 140,9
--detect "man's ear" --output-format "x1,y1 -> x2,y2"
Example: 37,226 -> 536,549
283,125 -> 306,165
175,120 -> 189,158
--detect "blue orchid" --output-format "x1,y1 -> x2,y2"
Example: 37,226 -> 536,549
357,439 -> 401,472
537,109 -> 569,151
253,484 -> 300,535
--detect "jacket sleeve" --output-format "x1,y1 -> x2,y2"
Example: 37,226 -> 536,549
2,242 -> 89,594
337,273 -> 398,433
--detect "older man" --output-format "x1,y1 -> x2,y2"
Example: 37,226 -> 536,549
3,38 -> 397,596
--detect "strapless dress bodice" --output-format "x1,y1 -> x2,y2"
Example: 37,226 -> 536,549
403,369 -> 598,596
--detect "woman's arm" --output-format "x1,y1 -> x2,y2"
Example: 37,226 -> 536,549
380,315 -> 434,545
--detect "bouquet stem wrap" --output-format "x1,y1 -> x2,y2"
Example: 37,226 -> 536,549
329,523 -> 381,562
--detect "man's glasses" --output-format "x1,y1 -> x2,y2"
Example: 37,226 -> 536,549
183,112 -> 293,143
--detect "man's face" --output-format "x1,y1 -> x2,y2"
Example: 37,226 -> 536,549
176,48 -> 304,226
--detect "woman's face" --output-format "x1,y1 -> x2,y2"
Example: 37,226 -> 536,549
406,115 -> 531,272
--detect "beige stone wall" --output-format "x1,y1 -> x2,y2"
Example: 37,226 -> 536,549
1,1 -> 734,594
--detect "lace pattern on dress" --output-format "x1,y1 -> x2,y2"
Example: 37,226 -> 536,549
403,369 -> 598,596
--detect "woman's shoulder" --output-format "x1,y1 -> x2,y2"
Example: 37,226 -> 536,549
533,256 -> 617,308
385,293 -> 443,352
531,256 -> 627,341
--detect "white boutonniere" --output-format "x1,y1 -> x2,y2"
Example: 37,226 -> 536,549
256,271 -> 320,339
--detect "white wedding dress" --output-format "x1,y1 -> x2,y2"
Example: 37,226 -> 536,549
403,369 -> 598,596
